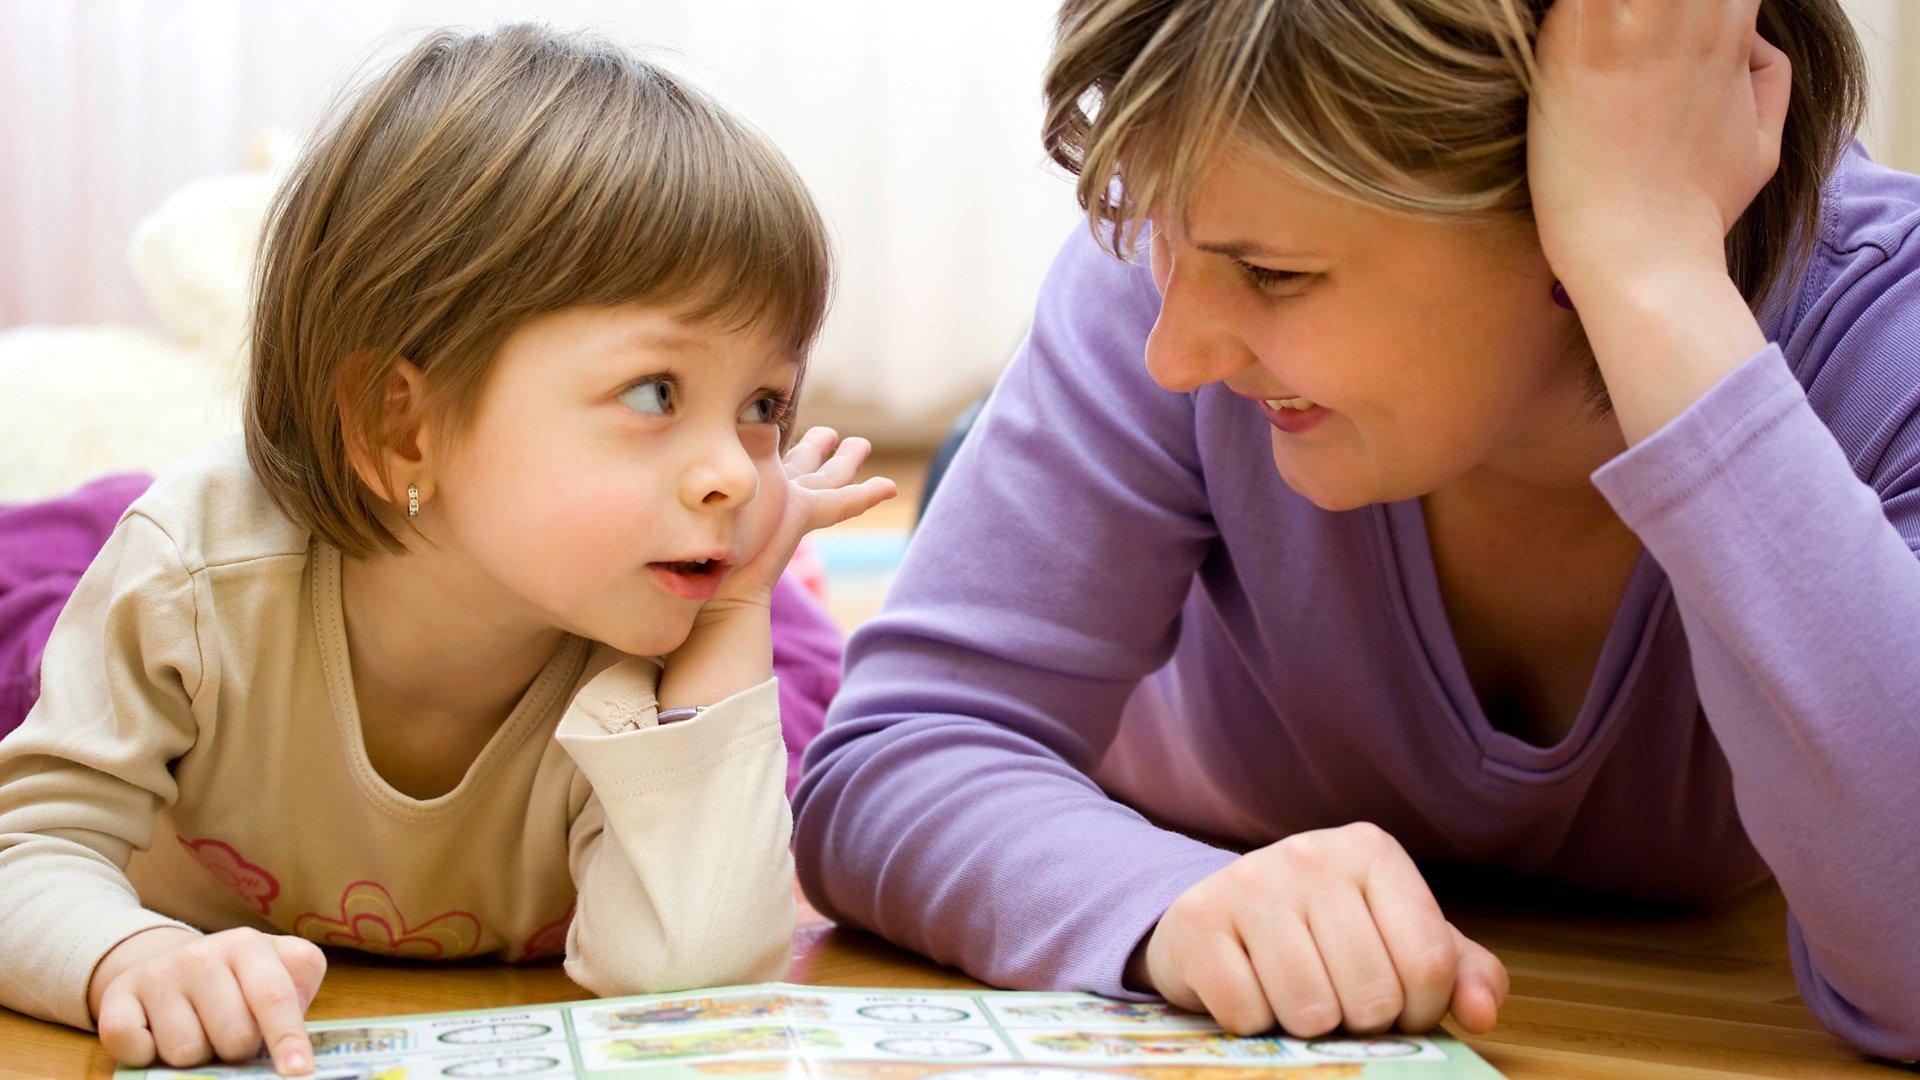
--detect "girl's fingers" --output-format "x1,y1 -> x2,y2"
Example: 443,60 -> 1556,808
142,984 -> 212,1066
1447,925 -> 1508,1035
236,941 -> 316,1074
97,984 -> 157,1068
1304,889 -> 1403,1036
1183,931 -> 1276,1037
1360,851 -> 1457,1032
782,427 -> 838,479
186,960 -> 262,1063
805,477 -> 897,530
1236,911 -> 1340,1038
797,435 -> 872,490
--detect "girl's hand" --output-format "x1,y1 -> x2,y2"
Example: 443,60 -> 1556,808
713,427 -> 897,610
1132,823 -> 1508,1038
90,926 -> 327,1075
1527,0 -> 1792,298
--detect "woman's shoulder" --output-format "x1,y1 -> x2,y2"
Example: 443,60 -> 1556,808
121,434 -> 311,574
1774,144 -> 1920,478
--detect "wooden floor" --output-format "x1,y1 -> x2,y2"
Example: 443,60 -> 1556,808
2,882 -> 1910,1077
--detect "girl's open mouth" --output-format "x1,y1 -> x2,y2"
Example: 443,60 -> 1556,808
648,559 -> 730,600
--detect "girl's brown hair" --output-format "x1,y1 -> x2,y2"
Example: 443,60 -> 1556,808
247,23 -> 830,557
1042,0 -> 1866,315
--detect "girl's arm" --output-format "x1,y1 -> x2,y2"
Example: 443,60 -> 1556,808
0,513 -> 205,1027
557,659 -> 794,995
1531,2 -> 1920,1057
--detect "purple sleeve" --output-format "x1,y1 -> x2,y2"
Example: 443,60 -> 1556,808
793,227 -> 1237,996
1591,263 -> 1920,1058
770,569 -> 842,796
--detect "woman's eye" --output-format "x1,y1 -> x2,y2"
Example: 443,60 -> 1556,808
1240,263 -> 1307,290
619,377 -> 675,416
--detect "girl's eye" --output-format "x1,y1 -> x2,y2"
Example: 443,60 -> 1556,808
1240,262 -> 1308,290
619,377 -> 675,416
740,392 -> 792,426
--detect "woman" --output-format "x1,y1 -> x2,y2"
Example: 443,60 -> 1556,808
794,0 -> 1920,1061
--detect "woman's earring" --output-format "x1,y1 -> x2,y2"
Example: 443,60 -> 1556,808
1551,280 -> 1575,311
407,485 -> 420,518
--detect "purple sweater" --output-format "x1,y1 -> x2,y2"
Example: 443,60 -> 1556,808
794,146 -> 1920,1060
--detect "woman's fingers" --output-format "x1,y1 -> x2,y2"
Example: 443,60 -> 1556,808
1236,910 -> 1340,1038
1361,851 -> 1458,1032
1304,888 -> 1404,1035
1182,931 -> 1276,1037
1447,924 -> 1509,1035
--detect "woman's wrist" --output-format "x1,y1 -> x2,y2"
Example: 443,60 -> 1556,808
1573,261 -> 1768,446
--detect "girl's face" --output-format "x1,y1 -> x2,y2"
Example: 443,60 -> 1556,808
424,304 -> 794,657
1145,145 -> 1605,510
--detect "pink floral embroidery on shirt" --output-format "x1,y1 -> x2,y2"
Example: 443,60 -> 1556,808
177,836 -> 280,916
518,904 -> 574,962
292,880 -> 482,959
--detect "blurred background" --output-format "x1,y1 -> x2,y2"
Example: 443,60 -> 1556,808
2,1 -> 1917,623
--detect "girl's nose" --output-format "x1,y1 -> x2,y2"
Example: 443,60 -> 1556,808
683,431 -> 759,510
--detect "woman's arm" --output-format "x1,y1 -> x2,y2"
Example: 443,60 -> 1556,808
1531,2 -> 1920,1057
792,226 -> 1237,996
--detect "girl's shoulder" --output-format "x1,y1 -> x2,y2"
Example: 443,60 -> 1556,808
121,435 -> 312,575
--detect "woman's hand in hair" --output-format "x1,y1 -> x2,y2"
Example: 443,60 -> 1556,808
1128,822 -> 1508,1038
1525,0 -> 1786,444
1527,0 -> 1791,295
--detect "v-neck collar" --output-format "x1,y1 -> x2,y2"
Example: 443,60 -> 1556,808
309,541 -> 590,819
1376,498 -> 1673,782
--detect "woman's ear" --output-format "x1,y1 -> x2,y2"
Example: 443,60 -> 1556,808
341,357 -> 440,513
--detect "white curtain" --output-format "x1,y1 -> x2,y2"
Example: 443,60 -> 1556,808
0,0 -> 1085,446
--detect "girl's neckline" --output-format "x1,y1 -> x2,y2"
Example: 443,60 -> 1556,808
309,541 -> 590,819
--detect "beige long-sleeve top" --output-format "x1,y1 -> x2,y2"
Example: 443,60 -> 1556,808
0,438 -> 795,1031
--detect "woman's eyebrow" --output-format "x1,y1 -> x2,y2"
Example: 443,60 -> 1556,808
1192,238 -> 1323,260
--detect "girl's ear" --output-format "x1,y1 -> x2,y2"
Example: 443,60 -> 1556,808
341,357 -> 441,512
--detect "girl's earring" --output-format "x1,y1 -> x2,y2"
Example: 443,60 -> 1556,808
407,485 -> 420,518
1551,280 -> 1575,311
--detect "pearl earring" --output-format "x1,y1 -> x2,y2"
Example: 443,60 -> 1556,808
1551,281 -> 1575,311
407,485 -> 420,518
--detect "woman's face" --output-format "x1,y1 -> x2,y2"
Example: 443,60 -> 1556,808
1146,144 -> 1602,510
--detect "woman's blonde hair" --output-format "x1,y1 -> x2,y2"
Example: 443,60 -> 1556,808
247,23 -> 830,557
1043,0 -> 1865,312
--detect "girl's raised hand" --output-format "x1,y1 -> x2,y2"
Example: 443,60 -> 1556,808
91,925 -> 327,1075
1526,0 -> 1792,298
715,426 -> 897,607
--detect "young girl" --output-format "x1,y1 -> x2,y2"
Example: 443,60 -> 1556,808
0,23 -> 893,1075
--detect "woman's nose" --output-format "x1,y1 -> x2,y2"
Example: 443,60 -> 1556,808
1144,262 -> 1257,394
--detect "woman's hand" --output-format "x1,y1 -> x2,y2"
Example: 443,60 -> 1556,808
1528,0 -> 1791,294
711,427 -> 896,611
1131,823 -> 1508,1038
89,926 -> 327,1075
1526,0 -> 1787,444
